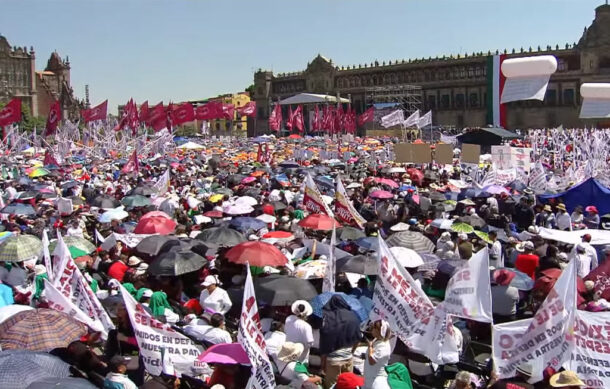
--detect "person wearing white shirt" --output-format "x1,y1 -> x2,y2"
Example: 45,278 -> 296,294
574,244 -> 593,278
488,231 -> 504,268
363,320 -> 392,389
199,275 -> 232,315
569,234 -> 598,272
66,220 -> 85,239
284,300 -> 314,363
555,204 -> 572,231
184,313 -> 232,345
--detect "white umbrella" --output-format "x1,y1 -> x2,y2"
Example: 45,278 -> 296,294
223,204 -> 254,215
388,167 -> 406,173
322,195 -> 333,205
389,247 -> 424,268
346,183 -> 362,189
98,207 -> 129,223
235,196 -> 258,207
390,222 -> 410,232
256,214 -> 276,224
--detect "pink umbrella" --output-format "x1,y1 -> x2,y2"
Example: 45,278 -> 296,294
369,190 -> 393,199
198,343 -> 251,365
375,177 -> 399,189
141,211 -> 171,220
241,176 -> 257,184
133,216 -> 176,235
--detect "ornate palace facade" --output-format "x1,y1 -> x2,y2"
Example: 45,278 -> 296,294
252,4 -> 610,132
0,35 -> 82,119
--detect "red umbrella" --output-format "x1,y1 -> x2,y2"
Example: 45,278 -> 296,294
141,211 -> 171,220
133,216 -> 176,235
262,231 -> 293,239
298,214 -> 341,231
369,190 -> 393,199
203,210 -> 224,218
225,241 -> 288,267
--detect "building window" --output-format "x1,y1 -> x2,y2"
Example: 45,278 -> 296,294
468,68 -> 474,78
557,59 -> 568,72
440,94 -> 450,109
469,93 -> 479,107
427,95 -> 436,109
455,94 -> 465,109
563,89 -> 575,105
544,89 -> 557,105
475,67 -> 482,77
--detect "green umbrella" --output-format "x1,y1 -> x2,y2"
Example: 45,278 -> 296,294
0,235 -> 43,262
121,195 -> 151,209
474,230 -> 492,244
48,236 -> 96,254
451,222 -> 474,234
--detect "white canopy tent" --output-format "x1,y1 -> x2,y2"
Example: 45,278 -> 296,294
176,141 -> 205,150
278,93 -> 351,105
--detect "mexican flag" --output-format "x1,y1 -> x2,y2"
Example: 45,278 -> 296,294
486,54 -> 507,128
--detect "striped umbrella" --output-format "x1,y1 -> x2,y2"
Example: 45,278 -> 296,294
386,231 -> 435,253
0,309 -> 87,352
451,222 -> 474,234
0,235 -> 43,262
48,236 -> 96,254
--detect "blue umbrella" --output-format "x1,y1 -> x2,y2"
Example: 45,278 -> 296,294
493,268 -> 534,291
310,292 -> 369,322
457,188 -> 481,200
399,184 -> 416,192
229,217 -> 267,232
1,203 -> 36,216
355,236 -> 379,251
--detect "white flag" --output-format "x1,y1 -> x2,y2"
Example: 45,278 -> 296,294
380,109 -> 405,128
403,110 -> 420,127
416,110 -> 432,129
42,229 -> 52,282
238,264 -> 275,389
437,247 -> 493,323
322,226 -> 336,293
153,169 -> 170,196
43,279 -> 104,333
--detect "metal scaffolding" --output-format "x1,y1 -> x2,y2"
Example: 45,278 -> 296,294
364,84 -> 423,116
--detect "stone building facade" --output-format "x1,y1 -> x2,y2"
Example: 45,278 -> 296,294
252,4 -> 610,132
0,35 -> 82,119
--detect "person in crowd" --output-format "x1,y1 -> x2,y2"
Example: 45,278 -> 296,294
515,241 -> 539,280
199,275 -> 232,315
184,312 -> 232,345
487,363 -> 535,389
573,243 -> 593,278
363,319 -> 392,389
571,206 -> 584,228
584,206 -> 600,229
549,370 -> 585,388
103,355 -> 138,389
555,204 -> 572,231
447,371 -> 472,389
488,231 -> 503,268
284,300 -> 314,364
457,233 -> 473,260
148,291 -> 179,324
274,342 -> 323,388
491,269 -> 520,323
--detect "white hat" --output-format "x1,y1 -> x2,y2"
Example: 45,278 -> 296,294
458,233 -> 468,241
291,300 -> 313,317
141,289 -> 153,298
201,275 -> 219,287
277,342 -> 304,362
128,256 -> 142,267
34,264 -> 47,276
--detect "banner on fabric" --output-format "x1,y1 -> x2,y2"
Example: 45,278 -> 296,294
492,259 -> 577,379
53,233 -> 115,336
371,236 -> 459,364
494,168 -> 518,185
322,227 -> 337,293
334,177 -> 366,229
112,232 -> 155,247
43,279 -> 104,333
438,248 -> 493,323
114,282 -> 204,376
491,318 -> 543,382
500,56 -> 557,103
380,109 -> 404,128
153,169 -> 170,196
568,310 -> 610,389
491,146 -> 512,170
238,265 -> 275,389
510,148 -> 531,172
303,173 -> 334,216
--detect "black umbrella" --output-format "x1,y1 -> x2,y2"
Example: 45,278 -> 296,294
429,191 -> 446,202
1,203 -> 36,216
214,187 -> 234,196
135,235 -> 178,256
60,181 -> 79,190
127,185 -> 155,196
270,201 -> 287,211
148,250 -> 208,276
242,188 -> 261,197
90,195 -> 119,208
159,238 -> 209,257
26,377 -> 97,389
227,175 -> 246,187
279,161 -> 299,168
336,255 -> 378,275
196,227 -> 247,247
336,226 -> 366,241
229,275 -> 318,307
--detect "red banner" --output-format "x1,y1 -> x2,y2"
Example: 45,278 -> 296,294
268,103 -> 282,132
138,101 -> 149,122
0,98 -> 22,127
313,105 -> 320,131
44,100 -> 61,136
146,102 -> 167,132
81,100 -> 107,123
121,149 -> 139,175
221,103 -> 235,120
358,106 -> 374,127
292,105 -> 304,132
43,148 -> 59,166
195,101 -> 223,120
171,102 -> 195,125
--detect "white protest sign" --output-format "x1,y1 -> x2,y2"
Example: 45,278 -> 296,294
114,282 -> 204,376
438,248 -> 493,323
493,259 -> 577,379
57,197 -> 74,215
511,148 -> 531,172
53,233 -> 114,337
494,168 -> 517,185
492,318 -> 544,383
372,236 -> 459,364
43,279 -> 104,333
568,310 -> 610,389
491,146 -> 511,170
238,265 -> 275,389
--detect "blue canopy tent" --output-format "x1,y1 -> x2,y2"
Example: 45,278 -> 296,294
538,178 -> 610,216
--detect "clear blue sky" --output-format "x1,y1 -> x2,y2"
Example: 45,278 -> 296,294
1,0 -> 604,113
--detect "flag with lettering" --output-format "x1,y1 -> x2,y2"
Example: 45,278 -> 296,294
381,109 -> 404,128
221,103 -> 235,120
404,110 -> 420,127
303,173 -> 334,216
147,102 -> 167,132
139,101 -> 149,122
239,264 -> 275,389
0,98 -> 22,127
44,100 -> 61,136
334,177 -> 366,228
81,100 -> 107,123
153,169 -> 170,196
237,101 -> 257,117
285,106 -> 293,131
417,110 -> 432,129
171,103 -> 195,126
195,101 -> 223,120
312,105 -> 321,131
268,103 -> 282,132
